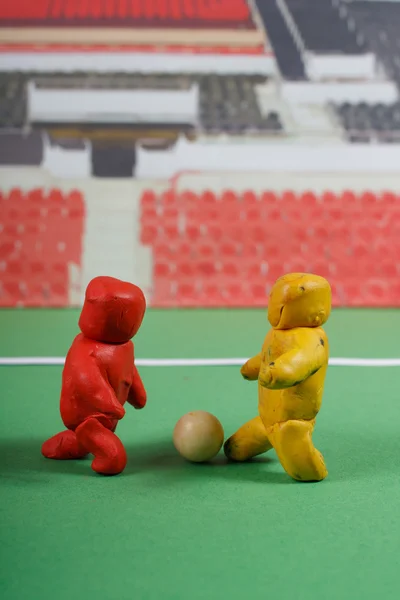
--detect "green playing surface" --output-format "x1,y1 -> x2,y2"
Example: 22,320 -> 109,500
1,308 -> 400,600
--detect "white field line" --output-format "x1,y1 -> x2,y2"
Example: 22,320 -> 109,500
0,357 -> 400,367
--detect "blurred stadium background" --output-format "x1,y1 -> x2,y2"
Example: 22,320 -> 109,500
1,0 -> 400,308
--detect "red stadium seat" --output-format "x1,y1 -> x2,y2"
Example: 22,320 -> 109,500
244,262 -> 263,279
340,190 -> 357,204
141,207 -> 158,223
299,191 -> 318,209
379,261 -> 398,278
220,190 -> 237,204
176,282 -> 197,304
195,260 -> 217,278
141,190 -> 158,207
363,279 -> 391,307
160,189 -> 176,207
241,190 -> 259,205
26,188 -> 45,204
225,282 -> 246,305
220,241 -> 238,257
199,283 -> 224,306
154,262 -> 172,278
201,190 -> 218,206
7,188 -> 24,203
66,190 -> 85,216
179,190 -> 198,205
163,223 -> 179,239
243,205 -> 263,221
320,191 -> 339,206
242,242 -> 260,258
197,242 -> 217,258
2,279 -> 24,307
260,191 -> 278,205
284,257 -> 309,273
176,261 -> 195,279
225,223 -> 248,243
381,191 -> 398,207
221,262 -> 240,279
163,207 -> 179,222
359,191 -> 377,207
47,188 -> 64,205
250,283 -> 268,303
186,224 -> 201,241
154,242 -> 173,260
175,240 -> 192,255
266,260 -> 284,282
204,223 -> 223,242
141,225 -> 158,245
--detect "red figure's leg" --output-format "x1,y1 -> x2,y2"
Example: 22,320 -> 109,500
75,417 -> 127,475
42,430 -> 88,460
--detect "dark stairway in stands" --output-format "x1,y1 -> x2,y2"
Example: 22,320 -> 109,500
285,0 -> 366,54
254,0 -> 306,80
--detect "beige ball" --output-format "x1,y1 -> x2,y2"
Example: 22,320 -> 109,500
173,411 -> 224,463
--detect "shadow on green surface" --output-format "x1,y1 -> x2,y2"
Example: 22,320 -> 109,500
0,430 -> 394,486
127,442 -> 293,484
0,437 -> 290,485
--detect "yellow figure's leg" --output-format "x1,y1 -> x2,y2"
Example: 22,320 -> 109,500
268,419 -> 328,482
224,416 -> 273,462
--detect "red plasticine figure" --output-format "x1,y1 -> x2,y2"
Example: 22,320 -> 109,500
42,276 -> 147,476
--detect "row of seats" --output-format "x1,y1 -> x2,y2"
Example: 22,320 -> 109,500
333,102 -> 400,143
1,187 -> 84,208
140,186 -> 400,307
0,72 -> 275,136
0,258 -> 69,307
0,0 -> 251,24
7,70 -> 400,142
142,224 -> 400,248
141,188 -> 400,206
152,255 -> 399,278
140,213 -> 400,240
151,278 -> 400,308
199,75 -> 282,134
0,187 -> 85,307
0,279 -> 69,307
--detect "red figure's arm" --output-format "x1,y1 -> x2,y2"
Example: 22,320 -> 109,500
76,358 -> 126,420
127,364 -> 147,409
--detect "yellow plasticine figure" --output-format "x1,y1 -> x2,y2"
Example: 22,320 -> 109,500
224,273 -> 331,482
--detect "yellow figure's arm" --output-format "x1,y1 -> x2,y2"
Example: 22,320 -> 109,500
241,353 -> 262,380
258,343 -> 326,389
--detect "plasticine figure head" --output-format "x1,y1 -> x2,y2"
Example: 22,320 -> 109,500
79,276 -> 146,343
267,273 -> 331,330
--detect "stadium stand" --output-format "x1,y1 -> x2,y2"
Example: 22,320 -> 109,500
0,0 -> 263,49
139,186 -> 400,308
32,73 -> 193,91
0,72 -> 283,137
0,187 -> 85,306
199,75 -> 282,134
332,101 -> 400,144
285,0 -> 366,54
0,72 -> 26,128
349,0 -> 400,86
0,0 -> 254,28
